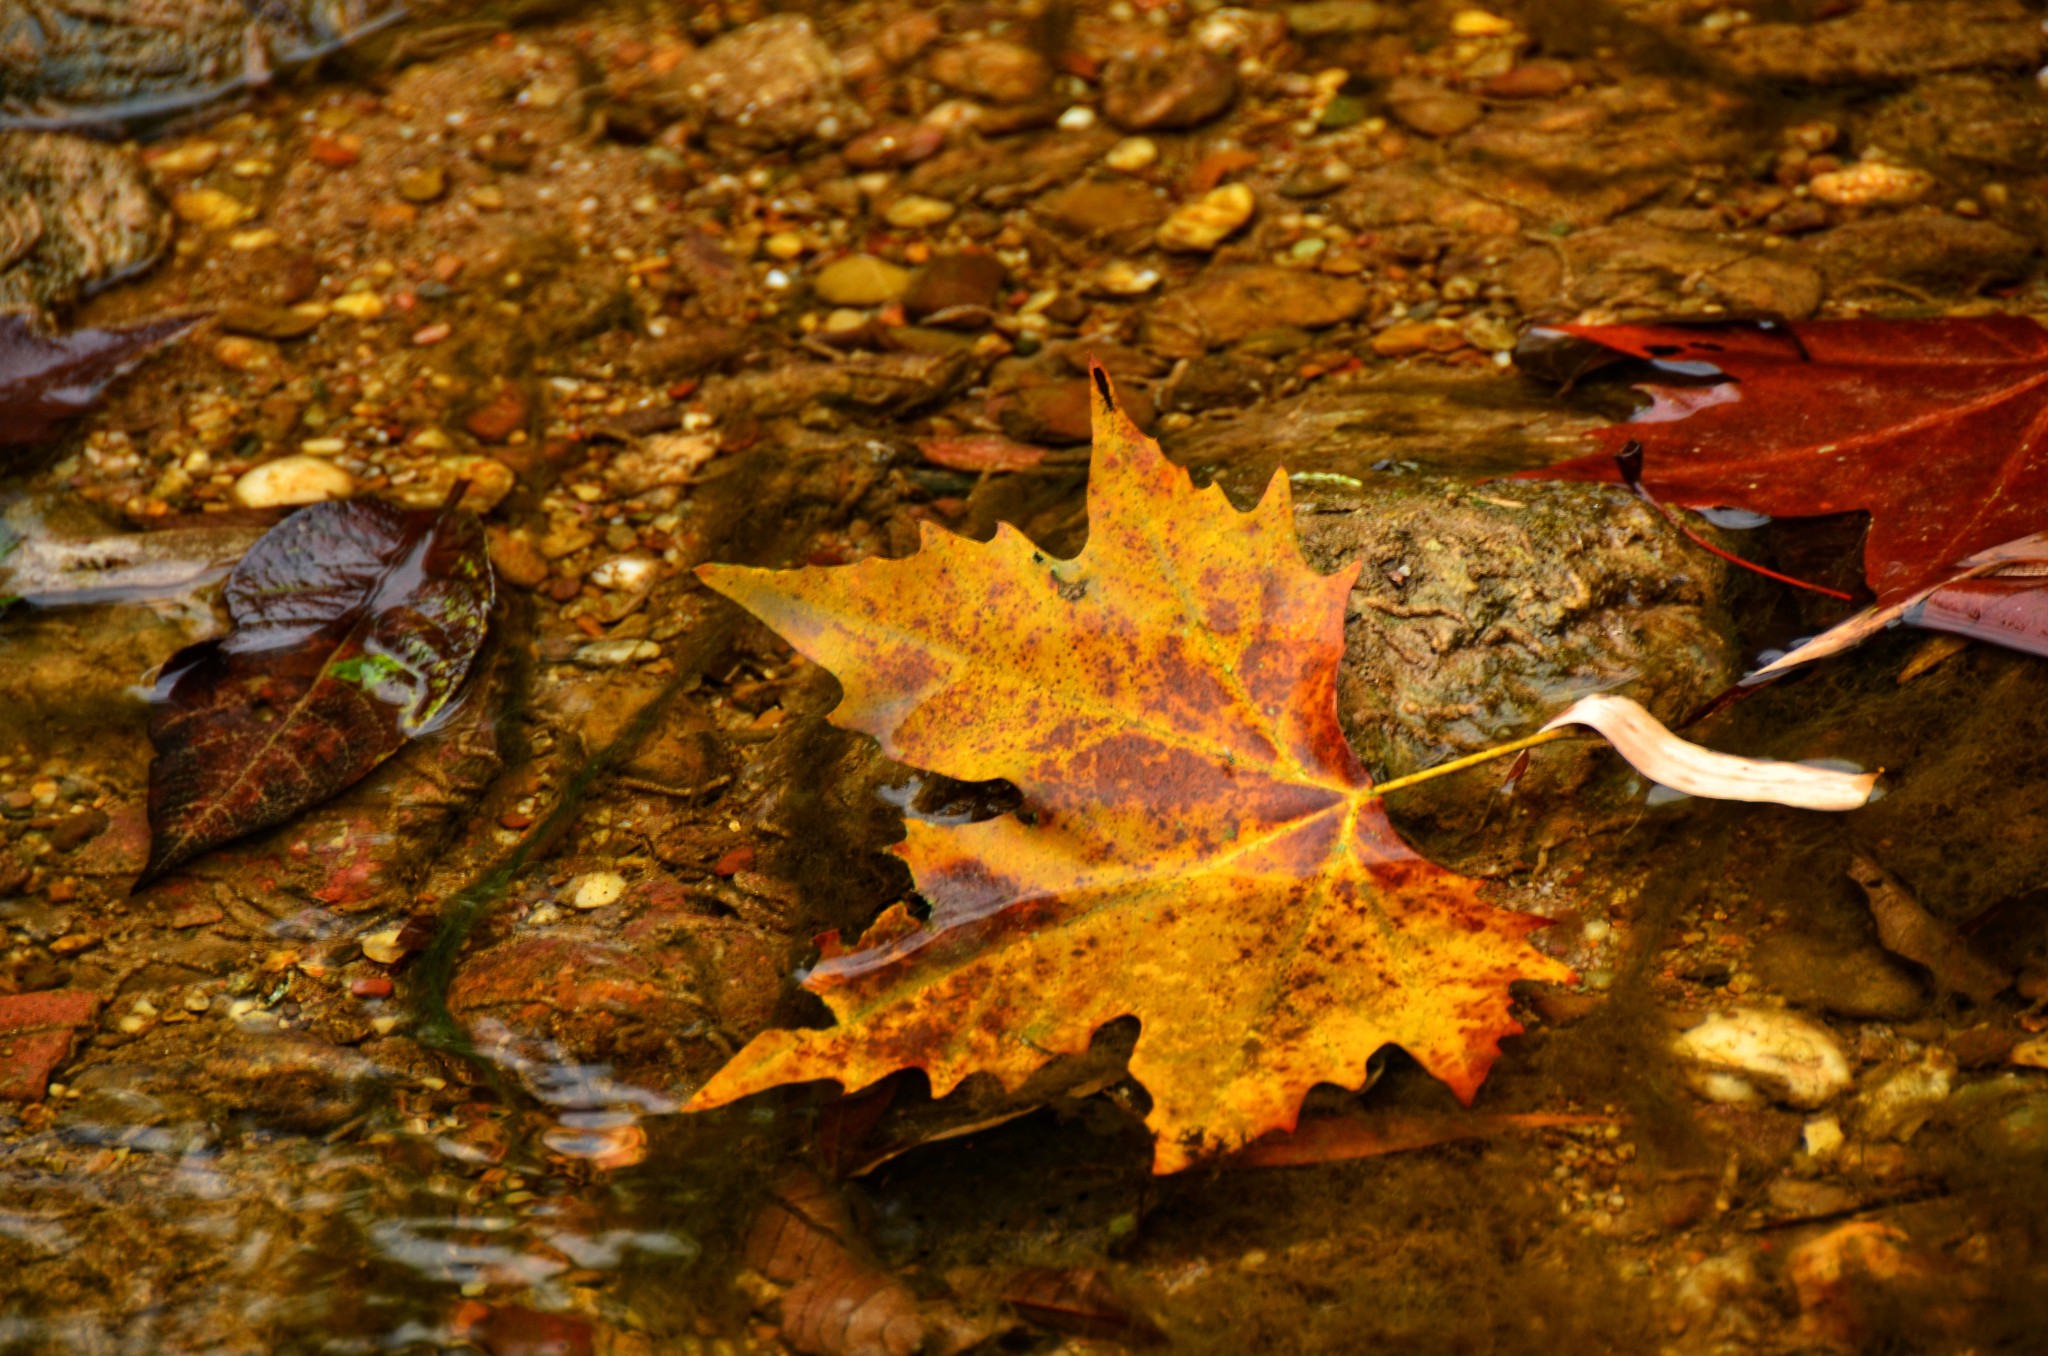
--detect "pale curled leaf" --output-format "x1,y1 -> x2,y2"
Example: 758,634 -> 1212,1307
1540,694 -> 1876,811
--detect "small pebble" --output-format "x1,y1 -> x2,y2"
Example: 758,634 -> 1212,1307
360,927 -> 410,965
396,166 -> 447,204
172,189 -> 255,230
884,194 -> 957,229
146,141 -> 221,175
232,456 -> 355,509
331,292 -> 386,320
1104,136 -> 1160,173
412,322 -> 452,346
589,555 -> 660,591
1097,260 -> 1161,295
1157,183 -> 1255,252
574,639 -> 661,666
813,254 -> 912,306
1809,161 -> 1934,207
213,335 -> 279,373
1451,8 -> 1516,36
569,872 -> 628,910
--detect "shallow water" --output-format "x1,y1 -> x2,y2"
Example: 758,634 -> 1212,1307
6,0 -> 2048,1352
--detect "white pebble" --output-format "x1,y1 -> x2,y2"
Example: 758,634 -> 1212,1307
233,455 -> 355,509
574,639 -> 661,667
570,872 -> 627,910
589,555 -> 661,591
1104,136 -> 1159,173
1674,1008 -> 1851,1109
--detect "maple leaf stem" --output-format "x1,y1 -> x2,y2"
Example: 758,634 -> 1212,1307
1367,727 -> 1578,800
1612,442 -> 1855,602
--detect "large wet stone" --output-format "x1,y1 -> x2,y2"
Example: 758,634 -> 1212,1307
1504,222 -> 1825,321
1718,0 -> 2047,84
1804,215 -> 2035,295
668,15 -> 862,149
0,132 -> 169,318
0,0 -> 410,130
1293,476 -> 1745,776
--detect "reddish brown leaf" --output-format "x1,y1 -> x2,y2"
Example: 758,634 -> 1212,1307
1230,1110 -> 1611,1169
140,495 -> 493,884
1516,318 -> 2048,606
1,312 -> 199,448
916,434 -> 1049,473
745,1167 -> 992,1356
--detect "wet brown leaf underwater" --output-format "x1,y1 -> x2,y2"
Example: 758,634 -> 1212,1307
140,493 -> 493,884
692,366 -> 1573,1173
0,312 -> 198,450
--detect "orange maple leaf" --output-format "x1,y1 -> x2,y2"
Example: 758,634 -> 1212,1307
691,367 -> 1572,1173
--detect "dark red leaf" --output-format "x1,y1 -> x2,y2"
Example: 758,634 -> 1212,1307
140,495 -> 493,885
1,312 -> 200,447
1515,317 -> 2048,606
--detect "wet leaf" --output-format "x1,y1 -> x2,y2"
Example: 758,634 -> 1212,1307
1540,694 -> 1878,811
691,366 -> 1572,1174
1848,854 -> 2009,1006
140,495 -> 493,885
1,312 -> 200,449
745,1167 -> 994,1356
1751,530 -> 2048,677
1230,1109 -> 1611,1169
1516,318 -> 2048,607
997,1267 -> 1164,1345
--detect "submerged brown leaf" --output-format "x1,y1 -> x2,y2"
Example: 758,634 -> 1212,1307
745,1167 -> 995,1356
140,494 -> 493,884
1,312 -> 199,449
1849,854 -> 2008,1006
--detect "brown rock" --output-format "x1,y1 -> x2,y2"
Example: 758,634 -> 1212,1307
1143,265 -> 1370,357
1723,0 -> 2047,84
465,380 -> 531,443
1387,78 -> 1484,137
1483,60 -> 1578,99
1102,46 -> 1238,131
842,121 -> 945,171
998,380 -> 1154,446
0,990 -> 100,1100
672,15 -> 861,148
218,303 -> 321,340
927,38 -> 1052,105
1805,215 -> 2035,294
487,530 -> 551,589
903,250 -> 1007,320
47,809 -> 109,853
1949,1023 -> 2019,1069
1752,934 -> 1926,1021
1036,179 -> 1169,244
